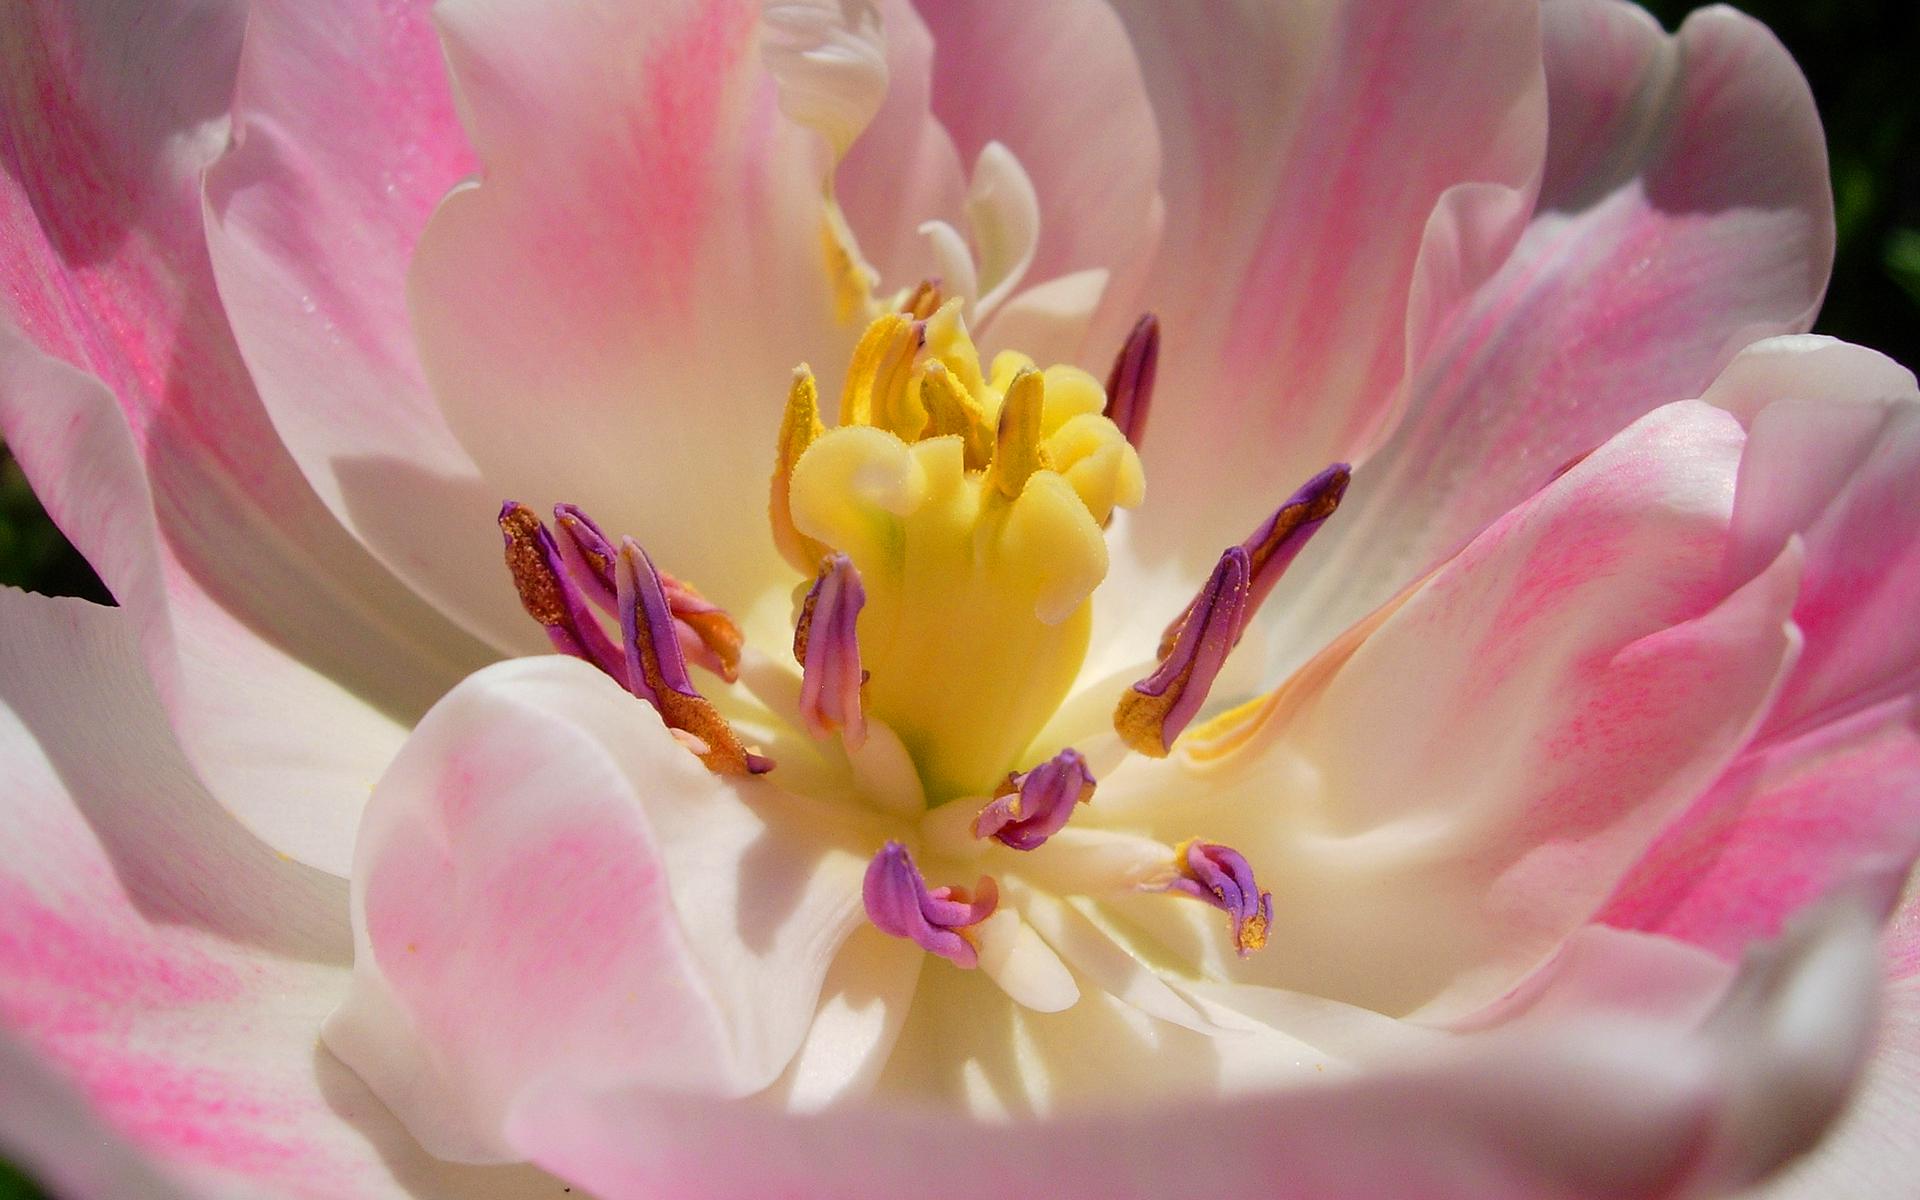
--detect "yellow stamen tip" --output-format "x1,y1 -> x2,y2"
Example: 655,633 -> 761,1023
918,359 -> 994,470
988,367 -> 1050,500
772,367 -> 832,573
840,312 -> 925,433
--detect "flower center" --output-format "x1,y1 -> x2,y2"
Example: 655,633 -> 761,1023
773,300 -> 1143,799
493,287 -> 1354,975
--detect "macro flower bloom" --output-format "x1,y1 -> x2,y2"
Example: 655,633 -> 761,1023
2,0 -> 1918,1196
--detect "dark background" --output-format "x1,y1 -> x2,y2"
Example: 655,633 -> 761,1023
0,2 -> 1915,1196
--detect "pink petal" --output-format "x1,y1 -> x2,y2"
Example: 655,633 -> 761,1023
1599,337 -> 1920,958
326,655 -> 873,1162
1144,402 -> 1798,1018
201,0 -> 535,654
1109,0 -> 1545,561
1601,696 -> 1920,960
1710,343 -> 1920,736
410,0 -> 864,609
0,589 -> 558,1198
0,326 -> 488,875
911,0 -> 1162,354
1275,1 -> 1833,666
502,900 -> 1878,1200
1,3 -> 493,872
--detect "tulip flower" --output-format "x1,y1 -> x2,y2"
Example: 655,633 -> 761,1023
1,1 -> 1916,1198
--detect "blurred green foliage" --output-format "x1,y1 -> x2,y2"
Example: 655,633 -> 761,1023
0,3 -> 1914,1197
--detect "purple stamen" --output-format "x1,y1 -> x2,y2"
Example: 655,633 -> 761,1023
1155,464 -> 1351,658
1115,547 -> 1251,757
613,538 -> 773,776
1238,462 -> 1350,616
1103,312 -> 1159,449
1148,839 -> 1272,957
793,553 -> 868,749
498,502 -> 625,679
615,538 -> 704,703
862,841 -> 998,969
972,747 -> 1096,851
557,503 -> 742,681
552,502 -> 619,613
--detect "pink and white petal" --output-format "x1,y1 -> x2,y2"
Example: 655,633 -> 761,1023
1600,694 -> 1920,963
1272,1 -> 1833,669
325,655 -> 879,1162
0,589 -> 560,1199
1126,403 -> 1798,1018
0,328 -> 489,875
1597,339 -> 1920,961
202,0 -> 536,655
412,0 -> 865,613
1755,871 -> 1920,1200
912,0 -> 1162,356
1705,344 -> 1920,735
503,896 -> 1878,1200
1,3 -> 495,872
1107,0 -> 1545,560
832,0 -> 967,293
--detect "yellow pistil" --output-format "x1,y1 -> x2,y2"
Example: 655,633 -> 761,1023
776,303 -> 1144,799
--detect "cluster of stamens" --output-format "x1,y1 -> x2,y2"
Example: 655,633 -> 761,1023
497,286 -> 1351,975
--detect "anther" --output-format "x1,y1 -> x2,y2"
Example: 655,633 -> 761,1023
1103,313 -> 1159,450
498,501 -> 624,678
657,570 -> 743,683
972,747 -> 1096,851
1144,839 -> 1272,957
863,841 -> 998,968
771,367 -> 832,574
793,553 -> 868,749
1115,547 -> 1250,757
918,359 -> 994,469
840,311 -> 926,435
551,502 -> 619,611
553,503 -> 744,681
901,277 -> 943,320
615,538 -> 773,776
1156,464 -> 1350,658
986,366 -> 1049,500
1238,463 -> 1350,615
